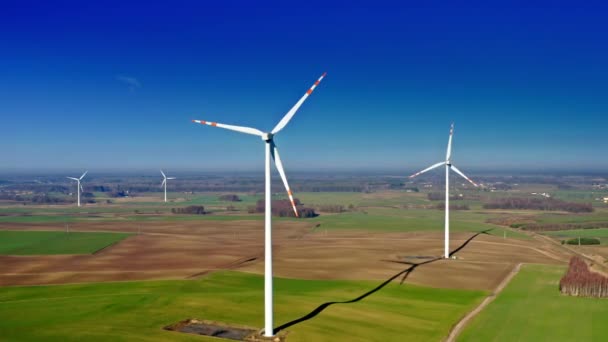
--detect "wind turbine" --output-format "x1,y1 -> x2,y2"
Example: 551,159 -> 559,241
192,72 -> 326,337
160,170 -> 176,203
409,124 -> 477,259
66,171 -> 87,207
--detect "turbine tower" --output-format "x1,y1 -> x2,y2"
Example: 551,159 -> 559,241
192,72 -> 326,337
66,171 -> 87,207
160,170 -> 176,203
409,124 -> 477,259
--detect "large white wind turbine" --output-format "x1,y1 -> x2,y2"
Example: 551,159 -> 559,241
160,170 -> 176,203
66,171 -> 87,207
192,72 -> 326,337
409,124 -> 477,259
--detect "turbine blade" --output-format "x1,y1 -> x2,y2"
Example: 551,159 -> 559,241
409,161 -> 446,178
450,165 -> 478,187
161,179 -> 166,186
192,120 -> 263,136
80,184 -> 83,192
66,177 -> 79,181
160,169 -> 166,178
270,143 -> 299,217
446,123 -> 454,161
79,171 -> 88,180
167,177 -> 176,180
271,72 -> 327,134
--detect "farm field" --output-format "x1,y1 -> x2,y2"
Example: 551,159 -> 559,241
0,188 -> 606,341
0,270 -> 486,342
458,264 -> 608,341
0,218 -> 569,289
0,230 -> 131,255
545,228 -> 608,245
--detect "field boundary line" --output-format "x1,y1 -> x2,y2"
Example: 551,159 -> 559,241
445,262 -> 522,342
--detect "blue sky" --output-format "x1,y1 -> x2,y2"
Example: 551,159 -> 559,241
1,1 -> 607,173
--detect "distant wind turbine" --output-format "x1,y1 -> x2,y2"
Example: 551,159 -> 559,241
192,72 -> 326,337
160,170 -> 176,203
409,124 -> 477,259
66,171 -> 87,207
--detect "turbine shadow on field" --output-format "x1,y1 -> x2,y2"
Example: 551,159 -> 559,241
273,229 -> 493,333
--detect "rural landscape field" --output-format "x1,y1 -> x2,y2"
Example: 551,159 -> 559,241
3,2 -> 608,341
1,172 -> 607,341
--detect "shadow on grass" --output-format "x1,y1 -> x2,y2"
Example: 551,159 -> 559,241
274,229 -> 493,333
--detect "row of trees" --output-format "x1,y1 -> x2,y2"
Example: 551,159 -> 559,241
559,257 -> 608,298
0,191 -> 72,204
171,206 -> 206,215
435,203 -> 470,210
483,197 -> 593,213
219,194 -> 241,202
249,199 -> 318,218
564,237 -> 600,245
519,221 -> 608,232
316,204 -> 352,213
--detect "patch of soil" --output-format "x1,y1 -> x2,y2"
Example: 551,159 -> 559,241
401,255 -> 436,259
0,222 -> 573,291
165,319 -> 286,341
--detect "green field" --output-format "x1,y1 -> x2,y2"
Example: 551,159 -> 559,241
0,230 -> 132,255
458,264 -> 608,341
313,208 -> 530,239
0,207 -> 530,240
544,228 -> 608,245
0,271 -> 485,341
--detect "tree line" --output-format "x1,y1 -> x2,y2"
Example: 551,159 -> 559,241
560,257 -> 608,298
516,221 -> 608,232
483,197 -> 593,213
171,206 -> 206,215
249,199 -> 318,218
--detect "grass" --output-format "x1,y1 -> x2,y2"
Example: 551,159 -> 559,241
458,264 -> 608,341
0,271 -> 486,341
544,228 -> 608,245
0,230 -> 132,255
532,209 -> 608,224
0,195 -> 531,238
314,207 -> 530,239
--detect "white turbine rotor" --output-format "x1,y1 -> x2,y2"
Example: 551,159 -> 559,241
446,123 -> 454,161
270,142 -> 299,217
192,120 -> 264,136
272,72 -> 327,135
409,161 -> 446,178
450,165 -> 478,187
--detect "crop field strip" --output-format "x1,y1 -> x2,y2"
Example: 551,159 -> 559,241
0,230 -> 132,255
458,264 -> 608,341
0,271 -> 487,342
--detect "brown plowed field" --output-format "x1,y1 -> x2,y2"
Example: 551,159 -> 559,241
0,221 -> 571,290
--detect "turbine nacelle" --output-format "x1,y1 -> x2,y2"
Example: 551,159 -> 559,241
262,132 -> 274,142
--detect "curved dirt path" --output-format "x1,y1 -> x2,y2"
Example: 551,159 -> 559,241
445,263 -> 522,342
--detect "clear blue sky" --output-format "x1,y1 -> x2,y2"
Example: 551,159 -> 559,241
1,1 -> 607,173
